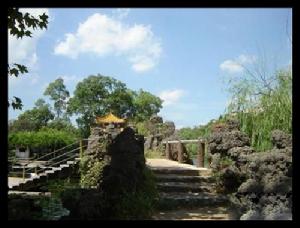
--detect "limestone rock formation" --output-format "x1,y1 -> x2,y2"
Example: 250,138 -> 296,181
101,127 -> 145,194
207,119 -> 292,220
61,127 -> 147,219
144,115 -> 176,151
271,130 -> 292,150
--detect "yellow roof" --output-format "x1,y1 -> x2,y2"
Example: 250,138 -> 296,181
96,113 -> 125,124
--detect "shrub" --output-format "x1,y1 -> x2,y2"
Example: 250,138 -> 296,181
8,128 -> 78,154
226,67 -> 292,151
144,149 -> 163,159
80,158 -> 107,188
113,168 -> 158,219
135,121 -> 150,136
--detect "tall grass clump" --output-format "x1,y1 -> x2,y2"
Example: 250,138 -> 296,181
226,66 -> 292,151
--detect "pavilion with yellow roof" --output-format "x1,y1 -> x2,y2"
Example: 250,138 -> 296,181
95,112 -> 126,131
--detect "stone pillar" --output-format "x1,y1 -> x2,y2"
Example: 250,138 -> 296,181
178,141 -> 184,163
166,142 -> 171,160
197,141 -> 205,167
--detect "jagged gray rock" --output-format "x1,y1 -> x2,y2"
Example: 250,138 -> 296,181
271,130 -> 292,149
207,119 -> 292,220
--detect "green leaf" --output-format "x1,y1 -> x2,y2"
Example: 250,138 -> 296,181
9,68 -> 19,77
15,64 -> 28,74
11,97 -> 23,110
24,30 -> 32,37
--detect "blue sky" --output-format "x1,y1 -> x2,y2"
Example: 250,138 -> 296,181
8,8 -> 292,129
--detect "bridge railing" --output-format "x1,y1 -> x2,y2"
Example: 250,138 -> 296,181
9,139 -> 90,180
162,139 -> 207,168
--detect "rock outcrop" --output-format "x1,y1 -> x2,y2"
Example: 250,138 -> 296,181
233,130 -> 292,220
207,119 -> 292,220
144,115 -> 176,151
61,127 -> 146,219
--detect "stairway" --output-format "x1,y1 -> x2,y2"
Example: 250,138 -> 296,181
147,159 -> 230,220
9,158 -> 80,191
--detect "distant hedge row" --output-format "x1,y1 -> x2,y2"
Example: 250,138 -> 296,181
8,128 -> 78,150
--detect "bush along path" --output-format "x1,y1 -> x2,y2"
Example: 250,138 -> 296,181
147,159 -> 231,220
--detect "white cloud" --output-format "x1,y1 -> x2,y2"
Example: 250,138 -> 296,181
57,75 -> 85,94
54,13 -> 162,73
220,54 -> 256,74
27,53 -> 38,70
113,8 -> 130,19
9,73 -> 40,88
60,75 -> 83,84
8,8 -> 50,71
158,89 -> 185,106
237,54 -> 256,64
220,60 -> 243,74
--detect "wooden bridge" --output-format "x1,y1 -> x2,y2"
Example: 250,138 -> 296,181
163,139 -> 206,167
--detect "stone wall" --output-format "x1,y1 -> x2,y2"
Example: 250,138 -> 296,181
207,119 -> 292,220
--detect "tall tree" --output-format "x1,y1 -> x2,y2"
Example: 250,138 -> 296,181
8,8 -> 49,110
9,98 -> 54,132
67,74 -> 134,137
132,89 -> 162,122
226,57 -> 292,151
44,78 -> 70,119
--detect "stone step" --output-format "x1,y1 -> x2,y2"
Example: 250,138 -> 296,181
157,182 -> 215,193
151,168 -> 211,176
8,191 -> 52,196
158,192 -> 229,210
27,176 -> 39,182
8,158 -> 78,191
66,161 -> 76,165
155,174 -> 214,183
151,206 -> 229,220
45,170 -> 55,174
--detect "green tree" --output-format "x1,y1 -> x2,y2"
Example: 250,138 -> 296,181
9,99 -> 54,132
132,89 -> 163,122
44,77 -> 70,119
226,65 -> 292,151
67,74 -> 134,137
46,119 -> 79,137
8,8 -> 49,110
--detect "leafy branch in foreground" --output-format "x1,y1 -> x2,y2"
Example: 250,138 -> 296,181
8,7 -> 49,110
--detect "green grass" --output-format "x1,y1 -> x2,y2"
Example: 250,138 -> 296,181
114,168 -> 159,219
144,149 -> 164,158
226,67 -> 292,151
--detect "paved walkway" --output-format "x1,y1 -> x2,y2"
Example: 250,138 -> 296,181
146,158 -> 229,220
146,158 -> 209,171
151,206 -> 229,220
